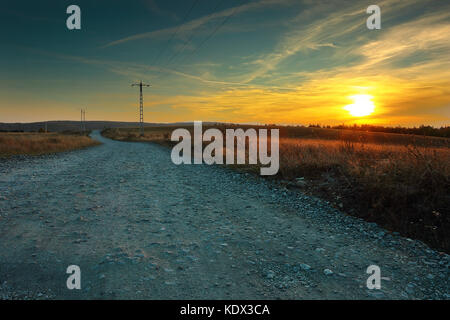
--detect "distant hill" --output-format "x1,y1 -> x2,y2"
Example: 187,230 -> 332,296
0,121 -> 219,132
2,121 -> 448,140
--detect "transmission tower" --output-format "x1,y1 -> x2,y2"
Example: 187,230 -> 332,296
131,81 -> 150,136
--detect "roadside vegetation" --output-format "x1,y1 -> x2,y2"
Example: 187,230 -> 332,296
0,132 -> 100,157
102,125 -> 450,252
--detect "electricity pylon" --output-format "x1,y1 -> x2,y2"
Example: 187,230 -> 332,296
131,81 -> 150,136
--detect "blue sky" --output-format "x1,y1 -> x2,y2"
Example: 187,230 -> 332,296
1,0 -> 449,126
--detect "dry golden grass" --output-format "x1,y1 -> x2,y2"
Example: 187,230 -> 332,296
0,132 -> 101,156
278,137 -> 449,250
103,125 -> 450,252
101,127 -> 172,144
279,137 -> 449,179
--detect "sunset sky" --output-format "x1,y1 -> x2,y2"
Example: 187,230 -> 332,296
1,0 -> 449,126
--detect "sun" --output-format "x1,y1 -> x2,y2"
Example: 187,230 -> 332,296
344,94 -> 375,117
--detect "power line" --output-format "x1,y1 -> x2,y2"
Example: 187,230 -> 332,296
152,0 -> 201,68
180,0 -> 243,64
156,0 -> 244,87
162,0 -> 227,69
150,0 -> 244,90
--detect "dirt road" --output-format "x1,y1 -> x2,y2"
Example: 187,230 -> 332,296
0,131 -> 448,299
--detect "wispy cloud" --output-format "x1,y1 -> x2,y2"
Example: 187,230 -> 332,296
28,48 -> 295,91
241,0 -> 436,84
3,0 -> 449,126
144,0 -> 178,21
101,0 -> 296,48
152,0 -> 450,126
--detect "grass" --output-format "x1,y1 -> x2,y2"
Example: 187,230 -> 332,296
101,126 -> 174,145
102,125 -> 450,253
278,138 -> 449,250
0,132 -> 101,157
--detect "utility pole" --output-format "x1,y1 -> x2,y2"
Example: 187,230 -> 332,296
80,108 -> 86,134
131,81 -> 150,136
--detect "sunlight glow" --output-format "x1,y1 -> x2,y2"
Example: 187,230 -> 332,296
344,94 -> 375,117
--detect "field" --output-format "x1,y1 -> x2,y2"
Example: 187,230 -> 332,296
103,125 -> 450,252
0,132 -> 101,157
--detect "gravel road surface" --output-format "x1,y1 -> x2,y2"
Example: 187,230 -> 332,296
0,131 -> 448,299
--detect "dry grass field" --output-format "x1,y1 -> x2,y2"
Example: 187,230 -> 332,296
103,125 -> 450,252
0,132 -> 101,157
278,138 -> 449,249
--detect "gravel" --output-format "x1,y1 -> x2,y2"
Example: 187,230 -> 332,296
0,130 -> 449,299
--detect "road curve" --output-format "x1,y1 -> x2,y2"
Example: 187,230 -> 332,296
0,131 -> 448,299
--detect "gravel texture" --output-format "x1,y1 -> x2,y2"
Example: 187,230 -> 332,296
0,130 -> 448,299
